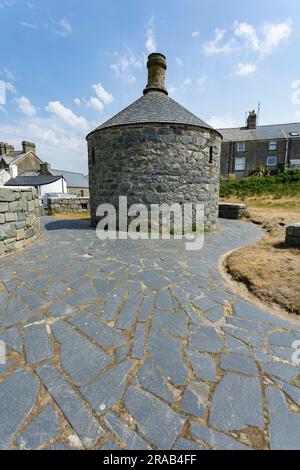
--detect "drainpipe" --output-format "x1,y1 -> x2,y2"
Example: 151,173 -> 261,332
281,129 -> 289,166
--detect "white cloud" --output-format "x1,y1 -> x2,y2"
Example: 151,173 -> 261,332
45,101 -> 88,130
0,67 -> 15,81
15,96 -> 37,117
176,57 -> 183,67
192,31 -> 199,38
235,62 -> 257,76
292,80 -> 300,105
86,97 -> 104,112
56,19 -> 72,37
92,83 -> 114,105
145,16 -> 156,53
110,49 -> 143,84
168,77 -> 192,95
208,114 -> 238,129
74,98 -> 81,106
20,21 -> 38,29
234,19 -> 293,58
202,28 -> 236,55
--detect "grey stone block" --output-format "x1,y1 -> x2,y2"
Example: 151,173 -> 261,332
24,323 -> 54,365
104,412 -> 150,450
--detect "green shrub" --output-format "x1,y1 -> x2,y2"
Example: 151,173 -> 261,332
220,170 -> 300,198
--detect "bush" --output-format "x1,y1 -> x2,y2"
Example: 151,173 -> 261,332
248,166 -> 271,178
220,170 -> 300,199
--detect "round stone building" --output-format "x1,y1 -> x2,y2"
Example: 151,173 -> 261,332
87,53 -> 222,229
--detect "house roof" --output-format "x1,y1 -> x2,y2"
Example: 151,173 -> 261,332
0,151 -> 42,166
87,91 -> 220,137
51,169 -> 89,188
5,175 -> 64,187
218,122 -> 300,143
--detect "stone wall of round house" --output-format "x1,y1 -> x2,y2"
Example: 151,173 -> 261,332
87,123 -> 221,229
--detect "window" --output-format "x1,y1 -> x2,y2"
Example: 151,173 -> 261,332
236,142 -> 245,152
266,156 -> 278,166
290,132 -> 299,137
91,147 -> 96,165
235,157 -> 246,171
209,147 -> 213,164
269,141 -> 277,151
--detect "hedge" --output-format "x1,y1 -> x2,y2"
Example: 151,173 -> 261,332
220,170 -> 300,198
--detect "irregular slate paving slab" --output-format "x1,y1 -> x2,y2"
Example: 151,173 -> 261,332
115,344 -> 130,362
46,442 -> 75,450
16,404 -> 60,450
187,350 -> 217,382
139,296 -> 155,322
0,369 -> 40,450
227,316 -> 274,334
152,309 -> 186,338
101,439 -> 121,450
156,290 -> 174,311
267,332 -> 298,348
270,346 -> 295,362
35,365 -> 104,449
189,325 -> 223,354
174,438 -> 206,451
190,296 -> 218,312
116,294 -> 142,330
136,269 -> 168,289
222,326 -> 264,349
225,335 -> 252,357
203,307 -> 224,324
102,287 -> 127,321
266,387 -> 300,450
68,312 -> 127,348
24,323 -> 54,365
0,360 -> 15,378
64,284 -> 98,307
209,373 -> 264,432
181,381 -> 210,418
220,353 -> 258,376
0,328 -> 22,353
51,321 -> 111,387
1,298 -> 34,328
132,323 -> 146,360
148,327 -> 188,386
104,412 -> 150,450
124,386 -> 186,450
233,299 -> 295,329
274,379 -> 300,407
47,300 -> 77,318
82,360 -> 133,415
191,423 -> 251,450
136,360 -> 174,402
261,362 -> 299,383
93,279 -> 115,301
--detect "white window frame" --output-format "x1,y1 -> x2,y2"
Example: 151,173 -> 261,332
236,142 -> 246,152
269,141 -> 277,151
266,156 -> 278,166
235,157 -> 246,171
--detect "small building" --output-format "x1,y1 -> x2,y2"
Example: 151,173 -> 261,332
219,112 -> 300,179
48,169 -> 89,197
5,175 -> 67,200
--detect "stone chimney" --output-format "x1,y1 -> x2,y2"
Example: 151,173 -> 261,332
247,110 -> 257,130
143,53 -> 168,95
0,142 -> 15,156
22,141 -> 36,154
40,162 -> 52,174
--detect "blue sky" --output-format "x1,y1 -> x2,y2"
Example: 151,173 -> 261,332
0,0 -> 300,173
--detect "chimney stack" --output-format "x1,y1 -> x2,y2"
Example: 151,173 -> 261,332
143,53 -> 168,95
247,110 -> 257,130
0,142 -> 14,156
40,162 -> 52,174
22,141 -> 36,154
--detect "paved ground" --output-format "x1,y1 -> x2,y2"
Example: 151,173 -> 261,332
0,217 -> 300,450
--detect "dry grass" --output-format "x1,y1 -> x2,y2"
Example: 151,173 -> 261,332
52,212 -> 91,220
223,195 -> 300,315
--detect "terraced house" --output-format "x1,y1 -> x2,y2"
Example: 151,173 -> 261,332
219,111 -> 300,179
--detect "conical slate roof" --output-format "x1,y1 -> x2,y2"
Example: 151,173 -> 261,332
87,53 -> 220,138
87,91 -> 216,136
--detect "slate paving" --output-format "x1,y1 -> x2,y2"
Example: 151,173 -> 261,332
0,216 -> 300,450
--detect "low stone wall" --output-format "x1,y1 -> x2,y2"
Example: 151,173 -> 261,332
286,223 -> 300,248
48,197 -> 90,215
0,187 -> 41,255
219,203 -> 247,220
